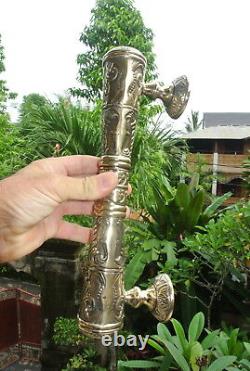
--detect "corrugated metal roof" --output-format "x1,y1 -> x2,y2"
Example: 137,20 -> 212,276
204,112 -> 250,127
181,126 -> 250,140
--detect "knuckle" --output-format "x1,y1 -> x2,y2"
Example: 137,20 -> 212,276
29,158 -> 52,173
30,159 -> 44,169
81,176 -> 95,197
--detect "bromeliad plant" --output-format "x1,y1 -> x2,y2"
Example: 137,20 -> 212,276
119,312 -> 250,370
146,174 -> 231,241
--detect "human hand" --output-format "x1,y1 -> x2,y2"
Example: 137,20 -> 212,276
0,156 -> 118,263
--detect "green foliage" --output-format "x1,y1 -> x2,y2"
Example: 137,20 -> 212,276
19,97 -> 102,160
53,317 -> 85,347
53,317 -> 104,370
0,264 -> 10,274
124,175 -> 232,290
0,36 -> 29,178
19,93 -> 48,130
147,174 -> 231,241
119,312 -> 250,370
0,116 -> 35,178
0,34 -> 17,114
67,0 -> 187,207
182,201 -> 250,323
212,328 -> 250,363
62,353 -> 106,371
130,111 -> 188,208
71,0 -> 157,101
184,153 -> 218,193
53,317 -> 127,370
183,201 -> 250,273
125,238 -> 176,290
185,111 -> 204,133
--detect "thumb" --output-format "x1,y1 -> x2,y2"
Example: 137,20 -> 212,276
52,171 -> 118,202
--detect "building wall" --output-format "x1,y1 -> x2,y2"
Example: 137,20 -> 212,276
186,138 -> 250,202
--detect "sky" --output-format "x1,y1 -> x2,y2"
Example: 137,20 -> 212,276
1,0 -> 250,128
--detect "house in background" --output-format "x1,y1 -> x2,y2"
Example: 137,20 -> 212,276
182,112 -> 250,204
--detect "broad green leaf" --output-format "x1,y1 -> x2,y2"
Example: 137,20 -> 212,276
240,359 -> 250,370
172,335 -> 184,351
147,338 -> 166,355
159,355 -> 172,371
186,190 -> 205,231
201,330 -> 220,349
157,322 -> 172,344
203,192 -> 232,218
227,328 -> 239,354
216,338 -> 229,356
161,240 -> 177,265
175,183 -> 190,210
188,312 -> 205,342
189,342 -> 203,371
165,341 -> 190,371
171,318 -> 188,352
143,238 -> 161,251
124,251 -> 146,289
206,356 -> 237,371
244,342 -> 250,355
118,359 -> 160,369
152,247 -> 160,261
188,173 -> 200,193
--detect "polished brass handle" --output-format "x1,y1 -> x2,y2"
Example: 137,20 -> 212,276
125,274 -> 174,323
78,46 -> 190,339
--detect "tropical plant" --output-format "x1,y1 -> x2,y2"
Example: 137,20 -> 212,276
183,201 -> 250,325
124,175 -> 232,290
184,153 -> 218,193
213,328 -> 250,366
130,108 -> 188,208
0,33 -> 17,114
19,97 -> 102,160
147,175 -> 231,241
119,312 -> 250,370
184,201 -> 250,272
71,0 -> 157,101
185,111 -> 204,133
0,116 -> 35,178
18,93 -> 48,131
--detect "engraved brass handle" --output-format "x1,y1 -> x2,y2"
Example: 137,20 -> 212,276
143,75 -> 190,119
78,46 -> 190,338
125,274 -> 174,322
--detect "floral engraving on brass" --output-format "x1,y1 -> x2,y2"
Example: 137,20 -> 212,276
81,270 -> 106,321
128,62 -> 144,98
